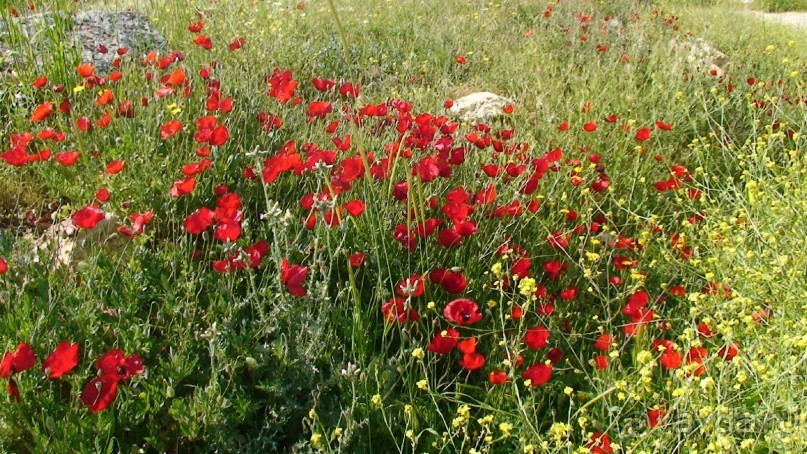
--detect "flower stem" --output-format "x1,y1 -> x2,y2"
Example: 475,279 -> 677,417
326,0 -> 351,65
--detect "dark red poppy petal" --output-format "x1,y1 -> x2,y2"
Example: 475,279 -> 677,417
81,375 -> 119,412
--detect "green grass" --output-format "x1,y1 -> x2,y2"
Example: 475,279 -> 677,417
759,0 -> 807,12
0,0 -> 805,452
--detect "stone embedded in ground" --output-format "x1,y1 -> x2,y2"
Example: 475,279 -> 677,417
449,92 -> 514,122
0,11 -> 166,74
670,37 -> 729,77
73,11 -> 167,73
23,211 -> 130,269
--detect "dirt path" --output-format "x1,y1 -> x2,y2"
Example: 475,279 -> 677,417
755,11 -> 807,27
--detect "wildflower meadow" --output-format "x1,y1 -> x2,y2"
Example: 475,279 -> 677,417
0,0 -> 805,452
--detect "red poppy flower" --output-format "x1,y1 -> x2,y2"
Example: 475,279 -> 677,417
413,219 -> 442,238
718,343 -> 739,361
72,205 -> 105,229
474,184 -> 497,205
104,159 -> 125,175
647,407 -> 666,428
437,228 -> 463,247
81,375 -> 119,412
206,93 -> 233,113
489,370 -> 508,385
95,349 -> 144,380
311,77 -> 336,92
31,102 -> 54,122
0,257 -> 7,275
460,352 -> 485,370
543,260 -> 567,280
95,188 -> 110,203
622,290 -> 649,317
76,63 -> 95,78
427,328 -> 460,354
208,125 -> 229,146
266,69 -> 297,104
594,355 -> 608,370
7,379 -> 19,401
510,257 -> 532,278
181,158 -> 212,176
655,121 -> 673,131
348,252 -> 365,267
42,341 -> 80,379
430,268 -> 467,294
241,240 -> 269,269
193,34 -> 213,49
521,363 -> 552,386
306,101 -> 332,120
256,112 -> 283,132
583,121 -> 597,132
183,207 -> 215,234
160,119 -> 183,140
696,322 -> 714,338
95,89 -> 114,107
214,194 -> 242,224
1,146 -> 49,166
37,128 -> 62,141
380,297 -> 419,324
523,326 -> 549,350
262,142 -> 302,183
229,37 -> 245,51
635,128 -> 652,141
547,347 -> 564,364
659,350 -> 682,370
686,346 -> 708,376
332,134 -> 351,151
117,210 -> 154,237
32,76 -> 48,89
338,83 -> 359,98
594,333 -> 615,351
0,343 -> 37,378
443,298 -> 482,325
457,338 -> 477,354
586,432 -> 613,454
559,285 -> 578,301
281,259 -> 308,297
54,151 -> 80,166
213,222 -> 242,242
170,177 -> 196,197
396,274 -> 425,297
344,200 -> 365,217
454,55 -> 467,65
163,68 -> 185,86
441,201 -> 471,222
188,21 -> 204,32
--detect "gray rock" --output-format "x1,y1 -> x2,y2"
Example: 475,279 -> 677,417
0,11 -> 165,74
448,92 -> 513,123
73,11 -> 166,73
671,37 -> 729,77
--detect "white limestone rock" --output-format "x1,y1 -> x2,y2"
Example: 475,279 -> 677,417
448,92 -> 513,122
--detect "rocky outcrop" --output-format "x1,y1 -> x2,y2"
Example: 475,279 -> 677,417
448,92 -> 514,123
671,37 -> 729,77
0,11 -> 165,73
